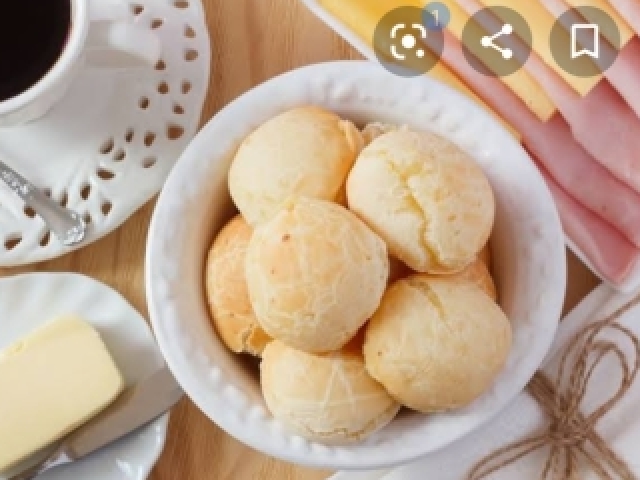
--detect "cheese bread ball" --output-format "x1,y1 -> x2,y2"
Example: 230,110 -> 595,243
245,198 -> 389,353
205,215 -> 271,356
434,259 -> 497,301
364,274 -> 511,412
361,122 -> 400,146
228,106 -> 363,226
260,340 -> 400,443
347,129 -> 495,274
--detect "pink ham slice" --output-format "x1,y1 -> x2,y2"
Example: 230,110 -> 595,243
529,114 -> 640,248
528,65 -> 640,195
423,29 -> 640,249
606,37 -> 640,119
607,0 -> 640,36
538,0 -> 640,122
535,161 -> 640,285
457,0 -> 640,194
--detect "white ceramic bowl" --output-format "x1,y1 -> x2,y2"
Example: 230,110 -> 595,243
145,61 -> 567,470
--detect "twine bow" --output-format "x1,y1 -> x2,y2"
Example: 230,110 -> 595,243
468,295 -> 640,480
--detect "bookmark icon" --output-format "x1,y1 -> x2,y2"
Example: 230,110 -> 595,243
550,6 -> 620,78
571,24 -> 600,59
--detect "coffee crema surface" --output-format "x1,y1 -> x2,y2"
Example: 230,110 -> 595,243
0,1 -> 72,102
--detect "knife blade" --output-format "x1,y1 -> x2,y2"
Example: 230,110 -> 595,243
65,365 -> 184,459
10,365 -> 184,480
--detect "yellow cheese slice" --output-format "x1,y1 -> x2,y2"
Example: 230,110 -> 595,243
564,0 -> 634,47
318,0 -> 473,94
0,317 -> 124,472
318,0 -> 520,138
478,0 -> 601,96
436,0 -> 556,121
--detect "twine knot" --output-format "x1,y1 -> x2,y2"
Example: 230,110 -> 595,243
468,295 -> 640,480
547,420 -> 588,448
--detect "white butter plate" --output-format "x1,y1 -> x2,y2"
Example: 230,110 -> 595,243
0,273 -> 168,480
0,0 -> 210,266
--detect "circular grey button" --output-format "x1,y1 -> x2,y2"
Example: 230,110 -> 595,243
461,6 -> 533,77
373,7 -> 444,78
550,6 -> 620,78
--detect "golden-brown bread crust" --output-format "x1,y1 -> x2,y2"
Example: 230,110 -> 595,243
360,122 -> 399,145
260,340 -> 400,443
205,214 -> 271,356
477,243 -> 492,270
431,259 -> 497,301
363,274 -> 511,413
347,129 -> 495,274
228,106 -> 363,226
387,255 -> 412,285
245,198 -> 389,353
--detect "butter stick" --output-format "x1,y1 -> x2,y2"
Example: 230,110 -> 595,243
0,317 -> 124,472
317,0 -> 521,139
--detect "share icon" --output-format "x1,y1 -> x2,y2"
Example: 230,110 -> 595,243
480,23 -> 513,59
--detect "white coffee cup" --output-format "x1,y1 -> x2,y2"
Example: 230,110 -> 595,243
0,0 -> 161,127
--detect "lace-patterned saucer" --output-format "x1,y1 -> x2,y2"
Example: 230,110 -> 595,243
0,0 -> 210,266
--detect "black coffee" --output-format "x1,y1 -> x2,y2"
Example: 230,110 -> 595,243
0,1 -> 72,102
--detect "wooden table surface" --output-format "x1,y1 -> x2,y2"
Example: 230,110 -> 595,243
0,0 -> 601,478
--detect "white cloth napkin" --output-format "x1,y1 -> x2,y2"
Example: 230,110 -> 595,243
331,284 -> 640,480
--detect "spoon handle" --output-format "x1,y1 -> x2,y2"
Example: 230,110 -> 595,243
0,161 -> 86,246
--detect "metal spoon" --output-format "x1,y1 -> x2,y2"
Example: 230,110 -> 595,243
0,161 -> 86,246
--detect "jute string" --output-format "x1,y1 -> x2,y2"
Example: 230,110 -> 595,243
468,295 -> 640,480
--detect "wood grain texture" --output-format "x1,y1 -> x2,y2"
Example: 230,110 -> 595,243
0,0 -> 599,479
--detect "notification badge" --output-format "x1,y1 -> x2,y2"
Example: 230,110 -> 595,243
423,2 -> 451,31
550,6 -> 620,78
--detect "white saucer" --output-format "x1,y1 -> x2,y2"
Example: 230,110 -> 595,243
0,0 -> 210,266
0,273 -> 169,480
